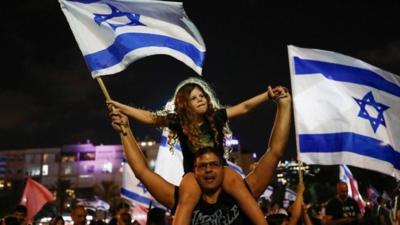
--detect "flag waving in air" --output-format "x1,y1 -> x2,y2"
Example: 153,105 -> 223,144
340,165 -> 365,214
20,177 -> 55,224
59,0 -> 206,77
288,45 -> 400,179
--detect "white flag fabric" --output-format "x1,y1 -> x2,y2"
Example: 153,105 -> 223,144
282,187 -> 296,208
154,129 -> 185,186
260,185 -> 274,200
59,0 -> 206,77
288,45 -> 400,179
339,165 -> 365,213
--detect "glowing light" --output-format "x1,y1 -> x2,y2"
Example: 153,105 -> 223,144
225,139 -> 239,146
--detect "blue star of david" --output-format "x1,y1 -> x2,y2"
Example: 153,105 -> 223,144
137,182 -> 148,194
353,91 -> 389,133
93,3 -> 144,30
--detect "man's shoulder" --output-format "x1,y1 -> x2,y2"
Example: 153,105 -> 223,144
326,197 -> 341,208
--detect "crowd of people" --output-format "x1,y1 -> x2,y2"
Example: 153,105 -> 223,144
1,77 -> 399,225
1,190 -> 399,225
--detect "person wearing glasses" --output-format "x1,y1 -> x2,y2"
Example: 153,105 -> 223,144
109,86 -> 291,224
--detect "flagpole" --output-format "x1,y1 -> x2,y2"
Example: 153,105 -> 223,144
298,160 -> 304,183
96,77 -> 127,135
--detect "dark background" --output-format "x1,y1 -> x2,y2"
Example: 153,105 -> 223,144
1,1 -> 399,188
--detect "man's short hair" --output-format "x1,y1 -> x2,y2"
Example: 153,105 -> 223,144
14,205 -> 27,214
2,216 -> 20,225
267,213 -> 289,225
193,147 -> 223,164
146,207 -> 166,225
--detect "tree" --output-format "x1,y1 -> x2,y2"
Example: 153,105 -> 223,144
54,179 -> 73,213
93,180 -> 121,209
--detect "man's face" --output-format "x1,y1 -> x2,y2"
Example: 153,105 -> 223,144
71,207 -> 87,225
14,211 -> 26,224
336,182 -> 348,201
194,152 -> 224,191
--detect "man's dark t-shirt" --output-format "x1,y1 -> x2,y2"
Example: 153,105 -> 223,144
173,182 -> 253,225
325,196 -> 360,225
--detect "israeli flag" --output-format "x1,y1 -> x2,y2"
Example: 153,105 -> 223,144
59,0 -> 206,77
283,187 -> 296,208
121,158 -> 155,207
339,165 -> 365,211
260,185 -> 274,200
288,45 -> 400,179
154,129 -> 184,186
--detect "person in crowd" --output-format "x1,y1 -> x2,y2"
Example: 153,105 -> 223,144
107,77 -> 281,225
71,205 -> 87,225
49,215 -> 64,225
117,212 -> 132,225
395,207 -> 400,225
146,207 -> 166,225
109,85 -> 291,224
377,196 -> 392,225
13,205 -> 27,225
267,182 -> 308,225
0,216 -> 19,225
323,181 -> 362,225
108,202 -> 131,225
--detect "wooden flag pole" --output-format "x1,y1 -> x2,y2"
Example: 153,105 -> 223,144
96,77 -> 112,100
298,159 -> 304,183
96,77 -> 127,135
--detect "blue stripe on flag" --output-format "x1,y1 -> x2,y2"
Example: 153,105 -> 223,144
120,187 -> 152,205
293,57 -> 400,97
84,33 -> 205,71
160,134 -> 181,152
299,132 -> 400,169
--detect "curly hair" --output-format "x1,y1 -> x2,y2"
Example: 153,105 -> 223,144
154,78 -> 232,155
174,83 -> 219,149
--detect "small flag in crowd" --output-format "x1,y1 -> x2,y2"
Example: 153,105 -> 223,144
59,0 -> 206,77
131,204 -> 149,225
366,185 -> 380,202
340,165 -> 365,213
20,177 -> 55,224
283,187 -> 296,208
260,185 -> 274,201
288,45 -> 400,179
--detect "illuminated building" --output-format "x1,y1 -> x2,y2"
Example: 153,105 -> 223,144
0,139 -> 159,194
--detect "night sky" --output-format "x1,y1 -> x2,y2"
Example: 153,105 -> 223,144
1,0 -> 400,165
